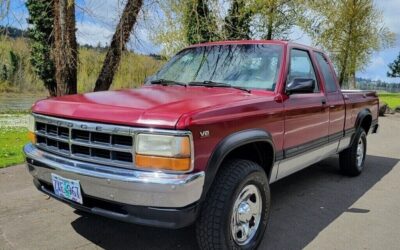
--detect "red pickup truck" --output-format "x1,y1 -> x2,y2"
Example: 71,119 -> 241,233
24,40 -> 379,249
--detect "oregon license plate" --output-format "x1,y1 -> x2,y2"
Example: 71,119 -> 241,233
51,173 -> 83,204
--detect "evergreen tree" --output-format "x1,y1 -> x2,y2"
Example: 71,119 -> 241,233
26,0 -> 57,96
224,0 -> 252,40
387,53 -> 400,78
184,0 -> 218,44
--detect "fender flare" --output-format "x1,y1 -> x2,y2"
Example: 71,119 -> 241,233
351,109 -> 372,145
355,108 -> 372,130
200,129 -> 275,201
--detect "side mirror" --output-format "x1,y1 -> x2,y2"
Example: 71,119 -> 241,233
286,78 -> 315,95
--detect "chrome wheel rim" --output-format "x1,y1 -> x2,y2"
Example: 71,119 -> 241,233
356,137 -> 364,168
230,184 -> 262,245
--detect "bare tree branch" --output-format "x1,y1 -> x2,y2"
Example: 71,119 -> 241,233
94,0 -> 143,92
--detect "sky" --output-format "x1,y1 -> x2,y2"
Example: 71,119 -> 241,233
1,0 -> 400,83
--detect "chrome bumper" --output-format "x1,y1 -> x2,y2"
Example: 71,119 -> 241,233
23,144 -> 205,208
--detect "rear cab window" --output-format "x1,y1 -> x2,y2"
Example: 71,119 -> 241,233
314,52 -> 338,93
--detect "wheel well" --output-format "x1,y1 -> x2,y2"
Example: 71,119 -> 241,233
360,115 -> 372,134
223,141 -> 274,178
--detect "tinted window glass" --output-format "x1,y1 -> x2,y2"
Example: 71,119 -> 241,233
152,44 -> 283,91
288,49 -> 319,92
315,52 -> 337,92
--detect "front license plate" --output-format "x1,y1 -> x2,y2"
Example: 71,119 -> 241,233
51,173 -> 83,204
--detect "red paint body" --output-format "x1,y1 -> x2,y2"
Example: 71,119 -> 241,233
32,40 -> 379,172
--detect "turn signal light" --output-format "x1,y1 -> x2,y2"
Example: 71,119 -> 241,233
135,154 -> 191,171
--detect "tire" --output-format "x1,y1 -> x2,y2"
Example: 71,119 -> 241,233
339,128 -> 367,176
196,159 -> 270,250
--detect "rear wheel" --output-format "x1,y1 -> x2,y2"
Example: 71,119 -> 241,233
339,128 -> 367,176
196,159 -> 270,250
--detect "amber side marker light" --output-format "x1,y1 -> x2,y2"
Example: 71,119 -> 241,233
28,131 -> 36,144
27,115 -> 36,144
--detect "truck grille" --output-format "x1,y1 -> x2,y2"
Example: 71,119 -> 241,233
34,115 -> 134,168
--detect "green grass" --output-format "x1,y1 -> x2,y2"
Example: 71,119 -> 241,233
378,92 -> 400,109
0,127 -> 29,168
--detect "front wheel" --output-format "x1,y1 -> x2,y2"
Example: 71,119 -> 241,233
196,160 -> 270,250
339,128 -> 367,176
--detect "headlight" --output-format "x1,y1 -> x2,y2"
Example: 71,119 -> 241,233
27,114 -> 36,144
135,134 -> 192,172
136,134 -> 191,157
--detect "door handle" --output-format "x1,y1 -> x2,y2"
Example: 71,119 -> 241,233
321,99 -> 327,105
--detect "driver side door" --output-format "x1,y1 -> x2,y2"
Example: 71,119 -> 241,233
277,48 -> 330,179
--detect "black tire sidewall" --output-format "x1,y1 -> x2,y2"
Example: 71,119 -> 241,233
224,168 -> 270,250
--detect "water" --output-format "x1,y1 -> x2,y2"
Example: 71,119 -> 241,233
0,94 -> 45,128
0,94 -> 45,113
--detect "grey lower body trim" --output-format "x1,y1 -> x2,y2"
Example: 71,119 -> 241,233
24,143 -> 205,208
269,127 -> 359,184
337,136 -> 352,152
270,141 -> 339,183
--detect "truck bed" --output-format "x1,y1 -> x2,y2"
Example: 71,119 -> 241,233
342,90 -> 379,133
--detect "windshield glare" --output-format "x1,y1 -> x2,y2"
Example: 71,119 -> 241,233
152,44 -> 283,91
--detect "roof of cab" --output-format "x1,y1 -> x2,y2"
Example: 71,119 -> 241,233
188,40 -> 324,53
188,40 -> 289,47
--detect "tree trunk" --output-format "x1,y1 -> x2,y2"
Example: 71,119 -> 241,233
338,61 -> 347,87
338,16 -> 354,88
348,71 -> 356,89
94,0 -> 143,92
266,5 -> 274,40
53,0 -> 77,96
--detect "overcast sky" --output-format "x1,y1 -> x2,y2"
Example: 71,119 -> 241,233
2,0 -> 400,83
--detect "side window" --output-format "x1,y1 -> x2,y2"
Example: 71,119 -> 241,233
315,52 -> 338,92
288,49 -> 319,92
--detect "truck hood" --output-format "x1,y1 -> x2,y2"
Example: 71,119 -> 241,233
32,85 -> 262,129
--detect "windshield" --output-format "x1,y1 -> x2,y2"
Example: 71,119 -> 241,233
151,44 -> 283,91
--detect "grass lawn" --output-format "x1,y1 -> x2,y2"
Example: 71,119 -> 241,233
0,127 -> 28,168
378,92 -> 400,109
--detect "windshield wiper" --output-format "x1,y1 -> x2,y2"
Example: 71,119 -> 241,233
188,81 -> 251,93
151,79 -> 187,87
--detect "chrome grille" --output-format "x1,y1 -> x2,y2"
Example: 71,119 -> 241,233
33,115 -> 134,168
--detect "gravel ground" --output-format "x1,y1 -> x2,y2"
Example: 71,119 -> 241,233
0,114 -> 29,128
0,115 -> 399,250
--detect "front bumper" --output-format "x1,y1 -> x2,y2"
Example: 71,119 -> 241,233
23,143 -> 205,228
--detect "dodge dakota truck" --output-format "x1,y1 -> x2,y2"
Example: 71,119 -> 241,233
24,40 -> 379,249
